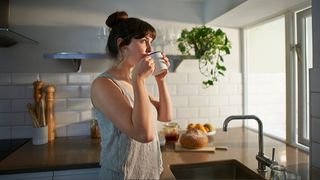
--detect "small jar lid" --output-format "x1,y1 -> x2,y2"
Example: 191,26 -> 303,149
164,122 -> 179,128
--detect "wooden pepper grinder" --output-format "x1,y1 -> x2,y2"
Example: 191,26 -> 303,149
33,81 -> 44,122
45,85 -> 56,141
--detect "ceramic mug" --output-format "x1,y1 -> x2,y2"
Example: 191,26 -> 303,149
149,51 -> 168,76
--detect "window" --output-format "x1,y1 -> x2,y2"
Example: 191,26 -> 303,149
295,8 -> 312,146
244,16 -> 286,140
243,6 -> 312,149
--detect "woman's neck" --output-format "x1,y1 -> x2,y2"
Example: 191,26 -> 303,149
108,63 -> 132,82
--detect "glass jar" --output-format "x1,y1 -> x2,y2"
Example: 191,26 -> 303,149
90,119 -> 100,139
162,122 -> 180,142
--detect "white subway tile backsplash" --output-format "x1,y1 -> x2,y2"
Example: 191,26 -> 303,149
55,85 -> 80,98
67,122 -> 90,137
177,107 -> 198,118
12,99 -> 32,112
210,96 -> 228,106
188,96 -> 209,106
68,73 -> 92,84
67,98 -> 92,111
11,126 -> 33,138
209,108 -> 220,118
55,111 -> 79,124
188,72 -> 204,84
0,100 -> 11,112
220,106 -> 241,117
0,70 -> 244,138
171,96 -> 188,107
0,73 -> 11,85
40,73 -> 67,85
199,107 -> 219,118
11,73 -> 39,85
146,85 -> 155,96
54,99 -> 67,111
177,85 -> 198,95
56,124 -> 67,137
0,127 -> 11,139
227,73 -> 242,83
24,113 -> 34,126
80,85 -> 91,98
175,60 -> 199,72
198,86 -> 219,96
146,76 -> 156,85
229,95 -> 242,105
0,113 -> 24,126
219,84 -> 240,95
80,110 -> 94,121
25,86 -> 34,98
167,85 -> 177,96
167,73 -> 188,84
0,86 -> 26,99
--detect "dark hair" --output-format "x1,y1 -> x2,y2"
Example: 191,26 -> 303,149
105,11 -> 156,58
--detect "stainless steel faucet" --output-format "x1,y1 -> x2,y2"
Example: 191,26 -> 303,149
223,115 -> 275,172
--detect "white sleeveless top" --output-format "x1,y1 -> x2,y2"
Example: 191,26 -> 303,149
92,72 -> 163,179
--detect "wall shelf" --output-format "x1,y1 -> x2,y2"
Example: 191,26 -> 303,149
167,55 -> 196,72
43,53 -> 195,73
43,52 -> 107,72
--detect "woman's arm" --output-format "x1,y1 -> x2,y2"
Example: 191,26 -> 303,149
91,58 -> 155,143
150,78 -> 173,122
150,52 -> 173,122
91,77 -> 153,143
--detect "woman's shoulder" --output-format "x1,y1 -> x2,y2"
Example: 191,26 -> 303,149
91,71 -> 123,95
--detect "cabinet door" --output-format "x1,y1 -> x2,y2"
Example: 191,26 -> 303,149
0,171 -> 53,180
53,168 -> 99,180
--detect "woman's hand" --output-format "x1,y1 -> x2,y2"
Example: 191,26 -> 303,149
155,52 -> 170,81
132,56 -> 155,81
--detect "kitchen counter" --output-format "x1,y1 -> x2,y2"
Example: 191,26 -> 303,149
0,128 -> 309,179
0,136 -> 101,174
160,127 -> 309,179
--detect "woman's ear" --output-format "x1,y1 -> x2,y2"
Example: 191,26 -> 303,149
117,37 -> 124,48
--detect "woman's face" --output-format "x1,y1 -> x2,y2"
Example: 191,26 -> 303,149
124,33 -> 154,66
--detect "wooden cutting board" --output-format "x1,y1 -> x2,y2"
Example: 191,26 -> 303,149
175,143 -> 215,152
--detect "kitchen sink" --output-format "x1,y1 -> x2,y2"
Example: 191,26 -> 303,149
170,159 -> 264,180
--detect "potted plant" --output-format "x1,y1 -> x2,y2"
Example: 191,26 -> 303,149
177,26 -> 231,88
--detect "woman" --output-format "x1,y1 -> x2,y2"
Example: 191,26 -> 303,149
90,11 -> 173,179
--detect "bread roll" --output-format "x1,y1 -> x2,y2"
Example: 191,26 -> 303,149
179,129 -> 208,149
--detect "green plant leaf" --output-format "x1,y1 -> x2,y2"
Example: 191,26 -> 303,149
177,25 -> 232,88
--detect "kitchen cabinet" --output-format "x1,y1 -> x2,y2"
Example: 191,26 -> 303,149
0,171 -> 53,180
53,168 -> 99,180
0,168 -> 100,180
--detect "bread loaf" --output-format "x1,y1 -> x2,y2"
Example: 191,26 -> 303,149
179,129 -> 208,149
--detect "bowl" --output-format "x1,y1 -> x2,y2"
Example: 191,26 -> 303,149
206,130 -> 216,142
206,130 -> 216,136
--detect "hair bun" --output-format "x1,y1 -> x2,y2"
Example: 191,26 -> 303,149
106,11 -> 128,28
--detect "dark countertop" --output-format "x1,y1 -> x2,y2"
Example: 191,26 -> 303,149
0,136 -> 101,174
0,139 -> 29,161
0,128 -> 309,179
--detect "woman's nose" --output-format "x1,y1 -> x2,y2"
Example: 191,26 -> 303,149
146,42 -> 153,53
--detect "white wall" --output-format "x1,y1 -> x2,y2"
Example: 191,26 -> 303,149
0,1 -> 242,139
0,0 -> 203,72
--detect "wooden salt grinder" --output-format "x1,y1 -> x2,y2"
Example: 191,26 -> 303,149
45,85 -> 56,141
33,81 -> 44,120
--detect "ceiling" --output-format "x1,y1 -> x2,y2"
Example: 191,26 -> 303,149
207,0 -> 311,28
